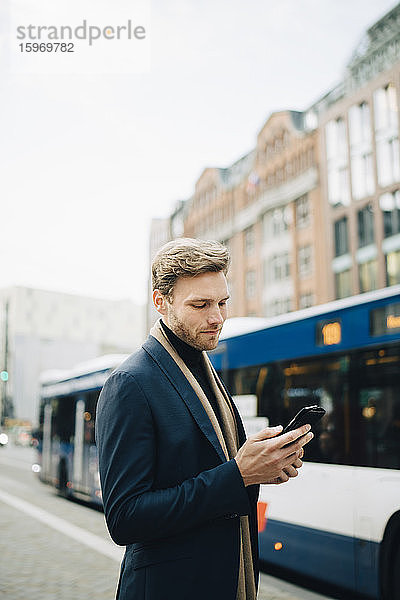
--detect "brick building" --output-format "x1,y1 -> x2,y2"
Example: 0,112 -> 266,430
184,110 -> 328,317
150,3 -> 400,319
315,3 -> 400,300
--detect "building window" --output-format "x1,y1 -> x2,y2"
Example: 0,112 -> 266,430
386,250 -> 400,286
299,293 -> 314,309
295,195 -> 310,229
298,245 -> 312,278
380,191 -> 400,238
326,118 -> 350,206
357,205 -> 374,247
349,102 -> 372,146
376,136 -> 400,187
327,165 -> 351,207
273,208 -> 288,236
263,208 -> 290,240
266,297 -> 292,317
359,260 -> 378,293
244,226 -> 255,255
335,270 -> 352,299
326,117 -> 347,159
351,151 -> 374,200
268,253 -> 290,283
334,217 -> 349,257
245,270 -> 256,299
282,297 -> 292,313
374,83 -> 398,132
374,84 -> 400,187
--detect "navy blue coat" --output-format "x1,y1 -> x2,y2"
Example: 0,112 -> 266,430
95,334 -> 259,600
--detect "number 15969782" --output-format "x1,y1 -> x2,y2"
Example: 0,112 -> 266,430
19,43 -> 74,52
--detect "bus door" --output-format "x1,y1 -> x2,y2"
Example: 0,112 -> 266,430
73,398 -> 85,491
41,403 -> 52,481
83,391 -> 98,499
351,345 -> 400,598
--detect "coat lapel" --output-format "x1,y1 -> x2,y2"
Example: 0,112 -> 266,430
143,335 -> 227,464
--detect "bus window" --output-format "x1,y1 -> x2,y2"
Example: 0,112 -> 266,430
351,345 -> 400,469
227,358 -> 349,463
225,344 -> 400,468
227,364 -> 287,426
229,366 -> 261,398
51,395 -> 75,443
277,356 -> 349,464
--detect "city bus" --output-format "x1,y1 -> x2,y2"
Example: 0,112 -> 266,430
210,285 -> 400,600
36,355 -> 128,505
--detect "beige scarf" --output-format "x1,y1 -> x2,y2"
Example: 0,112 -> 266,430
150,320 -> 257,600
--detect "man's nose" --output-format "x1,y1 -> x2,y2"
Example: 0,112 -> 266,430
207,305 -> 224,325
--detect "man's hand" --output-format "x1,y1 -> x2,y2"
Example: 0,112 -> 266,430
265,452 -> 304,485
234,425 -> 313,486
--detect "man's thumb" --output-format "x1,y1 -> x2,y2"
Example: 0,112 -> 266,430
252,425 -> 283,441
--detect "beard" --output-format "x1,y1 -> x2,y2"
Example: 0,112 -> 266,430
165,308 -> 222,351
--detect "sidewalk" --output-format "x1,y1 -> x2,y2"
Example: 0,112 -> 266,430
0,500 -> 120,600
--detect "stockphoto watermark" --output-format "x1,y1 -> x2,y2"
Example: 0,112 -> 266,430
16,20 -> 147,47
3,0 -> 151,74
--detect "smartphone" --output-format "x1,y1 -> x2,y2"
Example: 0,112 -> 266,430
282,405 -> 326,435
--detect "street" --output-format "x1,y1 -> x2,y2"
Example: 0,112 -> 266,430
1,444 -> 332,600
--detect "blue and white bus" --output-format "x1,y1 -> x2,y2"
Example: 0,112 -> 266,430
37,355 -> 128,505
210,286 -> 400,600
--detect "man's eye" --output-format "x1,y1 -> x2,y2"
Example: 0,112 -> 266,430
192,303 -> 206,309
219,301 -> 227,307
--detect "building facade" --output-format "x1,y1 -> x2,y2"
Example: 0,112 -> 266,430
150,3 -> 400,320
183,110 -> 328,318
315,3 -> 400,300
0,286 -> 145,423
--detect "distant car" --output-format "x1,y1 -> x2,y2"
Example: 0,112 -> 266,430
12,426 -> 32,447
30,429 -> 41,448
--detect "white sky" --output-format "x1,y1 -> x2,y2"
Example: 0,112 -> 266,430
1,0 -> 397,305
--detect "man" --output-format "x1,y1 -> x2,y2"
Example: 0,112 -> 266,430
95,238 -> 313,600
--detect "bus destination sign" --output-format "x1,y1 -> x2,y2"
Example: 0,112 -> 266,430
370,303 -> 400,336
316,319 -> 342,346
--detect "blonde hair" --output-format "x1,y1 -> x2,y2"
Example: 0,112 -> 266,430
152,238 -> 230,299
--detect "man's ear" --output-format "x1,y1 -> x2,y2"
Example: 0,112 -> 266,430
153,289 -> 168,315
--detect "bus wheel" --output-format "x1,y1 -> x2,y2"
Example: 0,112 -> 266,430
57,461 -> 70,498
